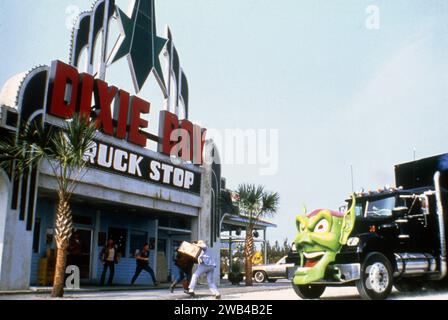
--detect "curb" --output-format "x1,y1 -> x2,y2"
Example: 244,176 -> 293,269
0,285 -> 171,296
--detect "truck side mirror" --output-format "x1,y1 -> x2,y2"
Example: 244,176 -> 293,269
392,206 -> 408,218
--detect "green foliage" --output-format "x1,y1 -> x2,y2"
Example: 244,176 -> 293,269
229,183 -> 280,286
230,260 -> 243,274
0,114 -> 97,198
219,189 -> 239,215
232,183 -> 280,227
261,239 -> 291,264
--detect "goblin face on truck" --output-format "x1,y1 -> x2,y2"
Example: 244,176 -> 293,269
293,197 -> 355,285
290,172 -> 447,300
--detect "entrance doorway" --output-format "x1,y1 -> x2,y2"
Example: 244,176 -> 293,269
67,229 -> 93,280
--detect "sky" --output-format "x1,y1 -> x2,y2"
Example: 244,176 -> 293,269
1,0 -> 448,244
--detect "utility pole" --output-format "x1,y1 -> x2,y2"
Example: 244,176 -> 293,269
350,164 -> 354,193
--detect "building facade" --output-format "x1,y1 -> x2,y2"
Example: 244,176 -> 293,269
0,0 -> 224,290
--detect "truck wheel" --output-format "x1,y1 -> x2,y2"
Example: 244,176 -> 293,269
394,279 -> 424,292
254,271 -> 267,283
356,252 -> 393,300
292,283 -> 326,299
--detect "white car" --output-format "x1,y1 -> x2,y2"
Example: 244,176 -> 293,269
252,256 -> 295,283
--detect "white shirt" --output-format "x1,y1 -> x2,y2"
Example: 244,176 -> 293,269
198,248 -> 215,267
106,248 -> 115,262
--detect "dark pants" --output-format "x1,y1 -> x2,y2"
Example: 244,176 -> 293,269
100,261 -> 115,286
171,269 -> 192,289
175,269 -> 192,284
131,264 -> 157,284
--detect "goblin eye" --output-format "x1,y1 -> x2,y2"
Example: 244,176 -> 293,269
314,219 -> 329,233
299,223 -> 306,233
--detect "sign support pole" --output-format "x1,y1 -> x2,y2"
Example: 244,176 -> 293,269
164,26 -> 173,113
99,0 -> 112,80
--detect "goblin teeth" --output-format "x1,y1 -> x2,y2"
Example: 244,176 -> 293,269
303,251 -> 325,259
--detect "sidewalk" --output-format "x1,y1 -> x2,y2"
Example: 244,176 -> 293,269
0,283 -> 171,296
0,279 -> 242,295
0,281 -> 292,300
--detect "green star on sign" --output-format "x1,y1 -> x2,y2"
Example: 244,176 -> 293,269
111,0 -> 167,93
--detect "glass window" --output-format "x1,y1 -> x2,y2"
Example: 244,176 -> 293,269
32,218 -> 41,253
72,215 -> 93,225
355,203 -> 364,217
129,231 -> 148,257
158,217 -> 191,230
98,232 -> 107,247
172,240 -> 182,260
108,228 -> 127,258
366,197 -> 395,218
158,239 -> 167,254
158,218 -> 170,228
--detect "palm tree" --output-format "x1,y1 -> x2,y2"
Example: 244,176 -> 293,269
232,184 -> 279,286
0,114 -> 97,297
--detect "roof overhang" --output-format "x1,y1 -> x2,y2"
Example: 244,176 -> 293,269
221,214 -> 277,230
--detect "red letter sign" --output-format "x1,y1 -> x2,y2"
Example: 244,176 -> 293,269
128,96 -> 150,147
115,90 -> 130,140
94,79 -> 117,136
48,60 -> 79,119
78,73 -> 94,121
159,111 -> 179,156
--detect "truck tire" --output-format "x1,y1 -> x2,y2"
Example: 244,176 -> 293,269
394,279 -> 425,292
253,271 -> 267,283
292,283 -> 326,299
356,252 -> 393,300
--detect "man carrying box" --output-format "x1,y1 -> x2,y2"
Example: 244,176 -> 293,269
187,240 -> 221,299
170,248 -> 196,293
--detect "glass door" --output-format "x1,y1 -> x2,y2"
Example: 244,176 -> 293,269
68,229 -> 93,280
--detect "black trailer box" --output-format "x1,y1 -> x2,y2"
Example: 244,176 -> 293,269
395,153 -> 448,189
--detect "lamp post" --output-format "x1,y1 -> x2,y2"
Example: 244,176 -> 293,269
219,213 -> 232,272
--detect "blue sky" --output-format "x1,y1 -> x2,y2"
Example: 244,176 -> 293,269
1,0 -> 448,244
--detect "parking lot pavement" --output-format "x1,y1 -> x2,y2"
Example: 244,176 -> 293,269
226,285 -> 448,300
1,280 -> 448,300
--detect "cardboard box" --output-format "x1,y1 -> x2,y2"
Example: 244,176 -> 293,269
178,241 -> 202,259
37,257 -> 55,286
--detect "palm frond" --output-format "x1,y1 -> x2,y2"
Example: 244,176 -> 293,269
261,191 -> 280,217
63,114 -> 97,168
0,134 -> 22,172
232,183 -> 280,225
48,115 -> 97,170
0,114 -> 97,196
0,119 -> 53,174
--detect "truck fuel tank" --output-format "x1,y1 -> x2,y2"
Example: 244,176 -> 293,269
395,253 -> 436,276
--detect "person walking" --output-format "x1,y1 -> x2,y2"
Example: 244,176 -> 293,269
100,239 -> 119,286
187,240 -> 221,299
130,243 -> 159,286
170,248 -> 195,293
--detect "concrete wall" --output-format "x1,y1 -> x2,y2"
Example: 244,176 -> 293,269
193,159 -> 221,285
0,170 -> 35,291
0,171 -> 9,282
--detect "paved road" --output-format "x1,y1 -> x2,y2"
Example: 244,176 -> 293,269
1,281 -> 448,300
226,283 -> 448,300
